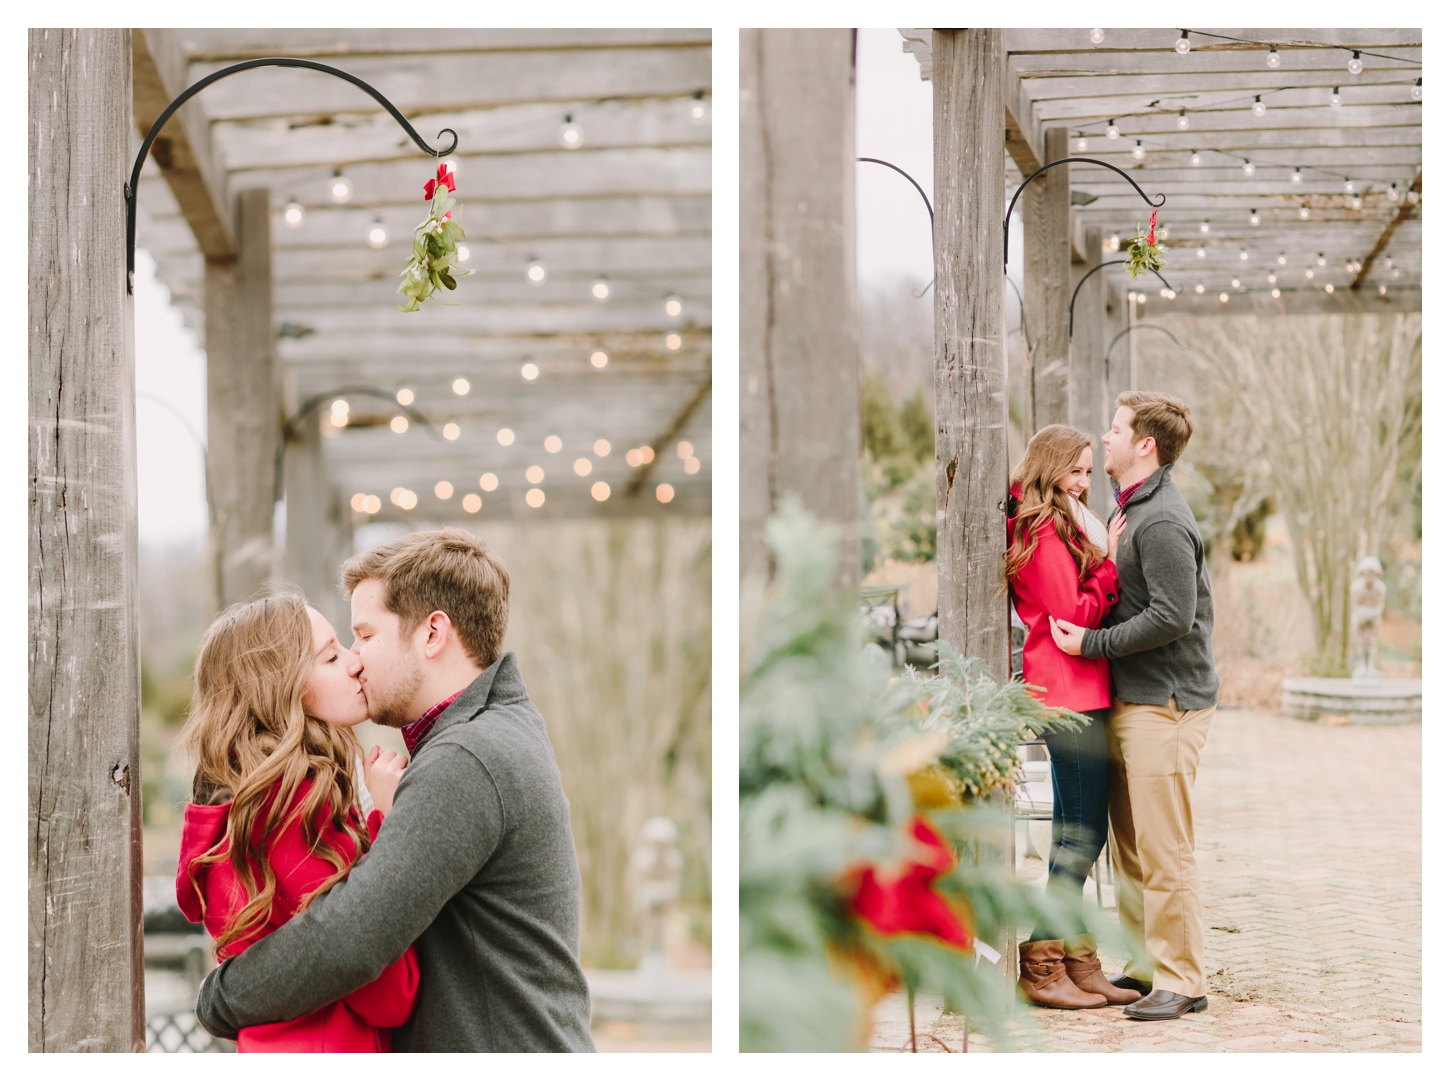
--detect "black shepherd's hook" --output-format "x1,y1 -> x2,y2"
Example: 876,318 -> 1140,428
1004,157 -> 1165,271
127,58 -> 460,293
1103,323 -> 1183,383
856,157 -> 934,239
1069,260 -> 1179,336
273,385 -> 443,503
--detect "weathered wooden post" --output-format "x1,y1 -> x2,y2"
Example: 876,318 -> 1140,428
1022,126 -> 1071,430
284,412 -> 350,628
931,26 -> 1015,995
739,28 -> 861,586
1073,226 -> 1111,519
28,27 -> 145,1052
205,187 -> 279,610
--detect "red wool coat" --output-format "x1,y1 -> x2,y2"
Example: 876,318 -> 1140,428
1007,502 -> 1120,712
178,777 -> 419,1052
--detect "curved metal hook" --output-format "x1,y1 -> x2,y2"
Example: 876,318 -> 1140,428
856,157 -> 934,238
273,385 -> 443,504
1069,260 -> 1180,336
1103,323 -> 1183,386
128,57 -> 460,292
1004,157 -> 1166,270
1005,276 -> 1030,352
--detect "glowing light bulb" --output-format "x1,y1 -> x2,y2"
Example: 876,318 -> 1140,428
1344,178 -> 1355,193
283,199 -> 304,228
1177,110 -> 1189,129
591,481 -> 610,501
367,219 -> 388,248
480,472 -> 499,491
594,439 -> 611,456
1190,150 -> 1202,166
1292,168 -> 1302,185
526,488 -> 545,508
1243,160 -> 1256,177
526,261 -> 548,285
521,362 -> 539,381
1239,250 -> 1248,261
1388,183 -> 1400,203
435,481 -> 454,500
1350,195 -> 1362,210
526,465 -> 545,484
1252,96 -> 1267,117
1175,30 -> 1191,54
1268,273 -> 1277,284
1317,255 -> 1326,267
1200,221 -> 1210,234
1089,28 -> 1104,44
559,114 -> 583,150
690,91 -> 709,124
1325,283 -> 1335,293
396,388 -> 414,406
573,458 -> 592,476
391,415 -> 409,434
453,378 -> 470,396
1277,254 -> 1287,265
1412,78 -> 1422,101
1299,205 -> 1310,220
1195,283 -> 1205,294
1132,140 -> 1145,160
328,169 -> 352,203
1249,209 -> 1260,226
655,483 -> 675,504
1305,269 -> 1314,279
544,435 -> 562,453
351,493 -> 367,512
664,295 -> 683,318
1076,135 -> 1088,151
1271,288 -> 1281,298
1267,45 -> 1280,68
665,333 -> 682,351
1379,284 -> 1387,295
497,428 -> 514,446
1330,87 -> 1341,107
462,493 -> 481,513
590,350 -> 609,369
1105,119 -> 1119,139
1231,278 -> 1241,288
1347,51 -> 1363,75
457,244 -> 470,263
591,279 -> 611,301
1197,248 -> 1205,259
1109,235 -> 1120,251
1219,293 -> 1229,302
442,423 -> 460,441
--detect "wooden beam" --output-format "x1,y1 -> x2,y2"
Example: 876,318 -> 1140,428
283,410 -> 350,629
132,29 -> 234,258
1004,29 -> 1423,52
1352,172 -> 1421,289
1023,126 -> 1072,429
206,189 -> 280,610
1010,45 -> 1422,76
1072,227 -> 1110,519
739,29 -> 861,585
625,377 -> 712,496
29,27 -> 145,1053
177,28 -> 713,59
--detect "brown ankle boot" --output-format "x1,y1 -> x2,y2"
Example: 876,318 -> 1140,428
1062,937 -> 1143,1004
1018,939 -> 1109,1009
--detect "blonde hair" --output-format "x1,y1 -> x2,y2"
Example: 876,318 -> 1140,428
1116,390 -> 1193,465
180,593 -> 369,955
341,528 -> 510,670
1005,424 -> 1105,584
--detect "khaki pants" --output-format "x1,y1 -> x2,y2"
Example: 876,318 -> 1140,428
1106,696 -> 1215,998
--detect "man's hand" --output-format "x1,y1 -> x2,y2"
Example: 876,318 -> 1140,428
1050,617 -> 1087,657
363,744 -> 408,816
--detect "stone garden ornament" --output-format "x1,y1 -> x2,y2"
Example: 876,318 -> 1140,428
1349,556 -> 1387,680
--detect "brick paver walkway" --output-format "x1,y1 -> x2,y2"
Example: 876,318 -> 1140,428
869,709 -> 1422,1052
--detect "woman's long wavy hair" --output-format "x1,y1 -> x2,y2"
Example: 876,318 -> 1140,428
1005,424 -> 1105,585
179,593 -> 369,955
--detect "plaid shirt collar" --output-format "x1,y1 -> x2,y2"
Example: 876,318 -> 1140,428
401,690 -> 464,755
1115,477 -> 1147,510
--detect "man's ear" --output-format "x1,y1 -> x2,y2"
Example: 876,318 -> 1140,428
421,611 -> 452,660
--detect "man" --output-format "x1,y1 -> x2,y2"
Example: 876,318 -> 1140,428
196,528 -> 595,1051
1050,391 -> 1219,1023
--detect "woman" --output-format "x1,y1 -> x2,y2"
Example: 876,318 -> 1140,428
176,594 -> 419,1051
1005,425 -> 1140,1010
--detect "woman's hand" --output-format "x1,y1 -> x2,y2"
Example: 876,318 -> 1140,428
363,744 -> 408,817
1105,512 -> 1127,563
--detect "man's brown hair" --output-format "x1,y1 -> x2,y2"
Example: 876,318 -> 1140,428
341,528 -> 510,669
1116,390 -> 1194,466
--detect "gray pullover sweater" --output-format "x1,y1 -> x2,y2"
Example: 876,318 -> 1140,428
195,652 -> 595,1051
1080,465 -> 1220,710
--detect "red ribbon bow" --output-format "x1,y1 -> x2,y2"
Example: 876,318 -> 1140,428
423,162 -> 456,201
1146,208 -> 1158,247
850,817 -> 972,951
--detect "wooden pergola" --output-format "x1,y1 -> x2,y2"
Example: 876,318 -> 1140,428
30,28 -> 710,1050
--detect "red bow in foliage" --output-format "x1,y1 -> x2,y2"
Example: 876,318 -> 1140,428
423,162 -> 457,201
850,817 -> 972,951
1146,208 -> 1158,247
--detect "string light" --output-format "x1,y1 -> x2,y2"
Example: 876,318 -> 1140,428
1325,283 -> 1335,293
1190,150 -> 1202,166
1388,182 -> 1400,203
1197,248 -> 1206,258
1089,28 -> 1105,44
435,481 -> 454,500
1106,119 -> 1120,139
1267,45 -> 1280,68
526,465 -> 545,484
442,423 -> 460,441
1108,234 -> 1120,250
497,428 -> 515,446
1292,167 -> 1302,185
1330,87 -> 1342,108
521,362 -> 540,381
1268,273 -> 1277,283
1299,205 -> 1310,220
1249,209 -> 1260,225
656,483 -> 675,504
1243,159 -> 1256,177
1177,109 -> 1189,129
1317,254 -> 1326,266
1175,30 -> 1191,54
591,278 -> 611,301
1232,278 -> 1241,288
367,218 -> 388,248
558,113 -> 583,149
526,261 -> 548,285
1344,178 -> 1355,193
462,493 -> 481,513
1132,140 -> 1145,160
1239,250 -> 1248,261
328,169 -> 353,203
591,481 -> 610,501
1411,78 -> 1422,101
690,91 -> 709,123
1347,51 -> 1363,75
1219,292 -> 1230,302
1379,284 -> 1387,295
665,333 -> 683,351
396,388 -> 414,405
544,435 -> 562,453
1195,283 -> 1205,294
1350,194 -> 1362,210
391,416 -> 409,434
526,489 -> 545,508
594,439 -> 611,456
1252,95 -> 1267,117
664,295 -> 684,317
1305,269 -> 1314,279
480,472 -> 499,490
453,378 -> 470,395
456,244 -> 470,263
283,199 -> 304,228
1200,220 -> 1210,234
573,458 -> 592,477
590,350 -> 609,369
1076,134 -> 1088,151
1277,253 -> 1287,265
1271,288 -> 1281,298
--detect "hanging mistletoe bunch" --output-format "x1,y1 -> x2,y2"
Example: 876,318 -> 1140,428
1124,208 -> 1164,279
397,162 -> 474,312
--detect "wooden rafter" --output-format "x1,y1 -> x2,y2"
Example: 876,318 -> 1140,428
1351,171 -> 1421,290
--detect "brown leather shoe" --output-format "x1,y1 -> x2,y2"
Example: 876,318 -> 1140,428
1018,939 -> 1109,1009
1063,937 -> 1142,1004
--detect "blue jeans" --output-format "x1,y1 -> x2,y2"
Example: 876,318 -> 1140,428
1028,707 -> 1112,941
